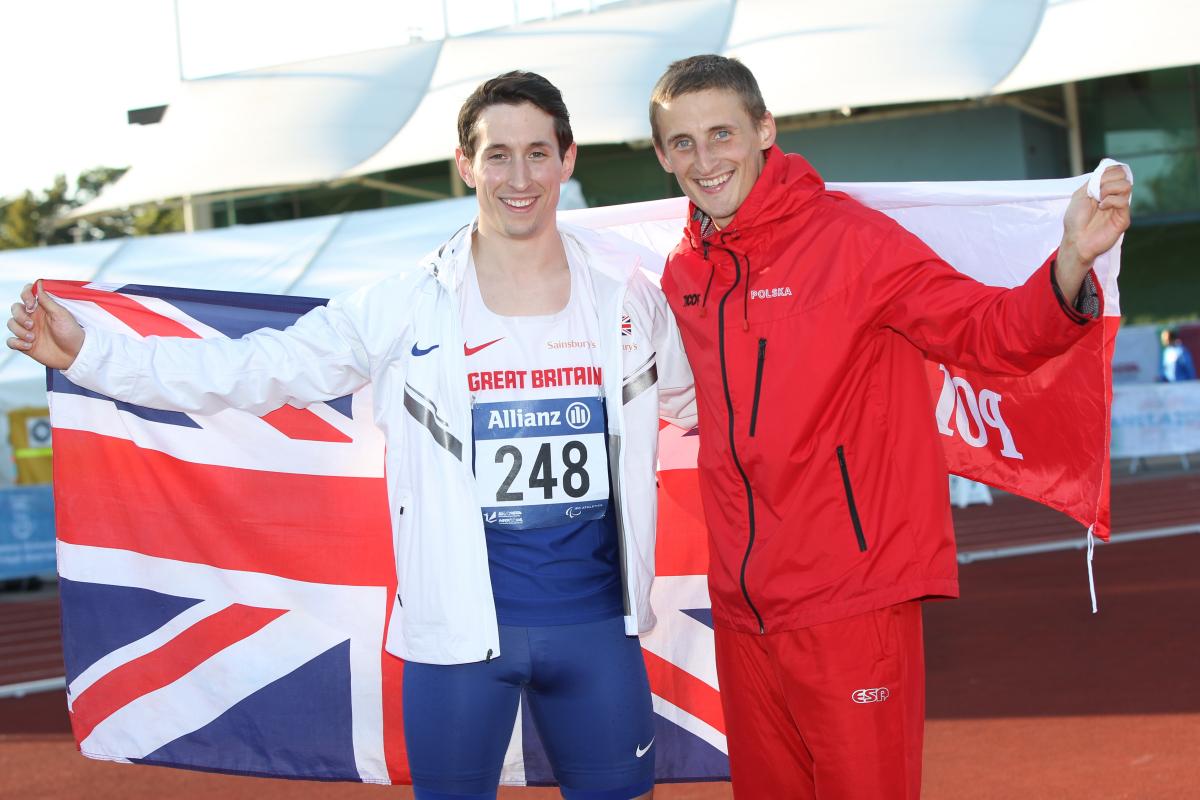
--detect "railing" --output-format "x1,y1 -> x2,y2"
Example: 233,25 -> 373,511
0,485 -> 55,582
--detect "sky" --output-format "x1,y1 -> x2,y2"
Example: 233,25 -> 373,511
0,0 -> 616,199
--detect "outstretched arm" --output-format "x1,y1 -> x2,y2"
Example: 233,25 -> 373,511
871,164 -> 1131,375
7,281 -> 372,415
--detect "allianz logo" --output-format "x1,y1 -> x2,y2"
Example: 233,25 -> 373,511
851,687 -> 890,704
486,402 -> 591,431
487,408 -> 561,429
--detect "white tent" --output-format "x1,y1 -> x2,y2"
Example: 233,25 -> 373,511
76,0 -> 1200,217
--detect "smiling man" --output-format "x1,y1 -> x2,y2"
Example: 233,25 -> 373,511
9,71 -> 695,800
647,55 -> 1131,799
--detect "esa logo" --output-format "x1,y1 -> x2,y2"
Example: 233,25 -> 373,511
851,687 -> 890,704
683,293 -> 700,307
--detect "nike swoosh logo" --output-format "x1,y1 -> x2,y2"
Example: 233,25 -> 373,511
411,343 -> 439,356
635,738 -> 654,758
464,337 -> 504,356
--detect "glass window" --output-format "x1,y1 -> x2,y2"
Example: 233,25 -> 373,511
1120,151 -> 1200,216
1082,66 -> 1200,218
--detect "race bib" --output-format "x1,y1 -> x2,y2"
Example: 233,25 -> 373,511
473,396 -> 609,530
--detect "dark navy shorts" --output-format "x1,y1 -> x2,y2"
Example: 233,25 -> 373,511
403,616 -> 656,800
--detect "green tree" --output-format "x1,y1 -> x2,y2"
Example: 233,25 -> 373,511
0,193 -> 39,249
0,167 -> 182,250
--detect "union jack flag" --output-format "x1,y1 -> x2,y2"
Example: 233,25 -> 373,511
45,280 -> 728,785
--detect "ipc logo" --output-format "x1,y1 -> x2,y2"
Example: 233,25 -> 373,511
565,402 -> 591,429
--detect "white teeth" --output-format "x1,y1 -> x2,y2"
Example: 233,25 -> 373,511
504,198 -> 535,208
697,173 -> 731,189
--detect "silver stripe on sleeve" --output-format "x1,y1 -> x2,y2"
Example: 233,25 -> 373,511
403,385 -> 463,461
622,355 -> 658,406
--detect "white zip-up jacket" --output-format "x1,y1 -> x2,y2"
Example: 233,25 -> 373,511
62,222 -> 697,665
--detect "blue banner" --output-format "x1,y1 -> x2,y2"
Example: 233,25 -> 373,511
0,485 -> 56,580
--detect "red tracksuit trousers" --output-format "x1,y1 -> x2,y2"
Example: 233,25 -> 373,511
714,600 -> 925,799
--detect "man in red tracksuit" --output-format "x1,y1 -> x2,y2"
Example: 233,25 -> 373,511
647,55 -> 1132,798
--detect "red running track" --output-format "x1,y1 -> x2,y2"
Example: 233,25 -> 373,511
2,473 -> 1198,798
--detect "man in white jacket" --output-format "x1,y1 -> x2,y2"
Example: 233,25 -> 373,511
8,71 -> 694,800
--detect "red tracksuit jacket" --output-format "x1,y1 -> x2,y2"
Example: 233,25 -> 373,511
661,147 -> 1099,634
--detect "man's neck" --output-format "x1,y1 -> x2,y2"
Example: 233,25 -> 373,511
471,227 -> 570,316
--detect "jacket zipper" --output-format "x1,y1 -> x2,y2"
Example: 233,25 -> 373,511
715,244 -> 766,634
749,338 -> 767,437
396,506 -> 405,607
836,445 -> 868,552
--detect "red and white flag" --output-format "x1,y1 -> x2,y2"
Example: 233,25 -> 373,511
566,161 -> 1126,542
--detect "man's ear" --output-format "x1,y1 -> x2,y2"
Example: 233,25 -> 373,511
454,148 -> 475,189
758,112 -> 777,151
559,142 -> 578,183
652,141 -> 675,174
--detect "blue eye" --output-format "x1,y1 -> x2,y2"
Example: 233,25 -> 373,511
674,138 -> 693,150
714,130 -> 731,141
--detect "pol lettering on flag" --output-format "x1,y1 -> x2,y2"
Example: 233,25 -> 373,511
46,164 -> 1123,785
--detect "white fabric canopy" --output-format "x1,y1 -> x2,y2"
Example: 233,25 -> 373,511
994,0 -> 1200,93
724,0 -> 1044,115
346,0 -> 730,176
72,0 -> 1200,215
73,43 -> 443,213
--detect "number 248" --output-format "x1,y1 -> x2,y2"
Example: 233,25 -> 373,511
495,441 -> 590,501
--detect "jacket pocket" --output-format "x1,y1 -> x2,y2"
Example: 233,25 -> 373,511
392,492 -> 413,607
749,338 -> 767,437
836,445 -> 868,552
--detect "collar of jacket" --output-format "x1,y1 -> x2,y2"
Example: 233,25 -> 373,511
683,145 -> 826,259
420,219 -> 646,293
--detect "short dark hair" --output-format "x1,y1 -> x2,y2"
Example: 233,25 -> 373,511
1165,328 -> 1182,345
649,55 -> 768,147
457,71 -> 573,160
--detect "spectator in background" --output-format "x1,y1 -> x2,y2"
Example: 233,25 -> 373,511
1161,328 -> 1197,381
